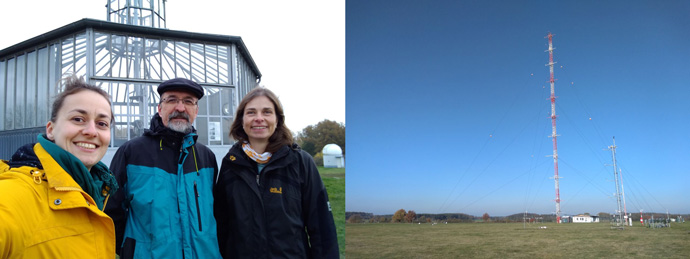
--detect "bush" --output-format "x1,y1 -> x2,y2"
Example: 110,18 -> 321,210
313,152 -> 324,166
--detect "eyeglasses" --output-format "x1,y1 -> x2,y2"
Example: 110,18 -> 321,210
161,97 -> 198,107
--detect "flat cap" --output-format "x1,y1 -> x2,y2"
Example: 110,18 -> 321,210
157,78 -> 204,99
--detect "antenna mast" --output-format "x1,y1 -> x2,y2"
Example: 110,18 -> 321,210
546,32 -> 562,223
609,137 -> 624,227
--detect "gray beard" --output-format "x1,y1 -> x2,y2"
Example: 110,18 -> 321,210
168,120 -> 193,134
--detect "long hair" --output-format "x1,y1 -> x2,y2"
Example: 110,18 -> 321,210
51,75 -> 113,123
230,87 -> 293,153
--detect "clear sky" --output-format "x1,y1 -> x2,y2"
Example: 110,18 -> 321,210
0,0 -> 345,133
346,0 -> 689,216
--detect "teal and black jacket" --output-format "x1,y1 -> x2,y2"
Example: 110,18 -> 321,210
105,113 -> 221,259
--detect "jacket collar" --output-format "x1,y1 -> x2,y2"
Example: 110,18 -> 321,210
145,113 -> 198,149
228,143 -> 300,170
6,143 -> 42,169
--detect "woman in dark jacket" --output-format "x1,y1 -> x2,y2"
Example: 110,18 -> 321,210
214,87 -> 339,258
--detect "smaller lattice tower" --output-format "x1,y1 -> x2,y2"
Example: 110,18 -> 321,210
107,0 -> 167,28
609,137 -> 625,228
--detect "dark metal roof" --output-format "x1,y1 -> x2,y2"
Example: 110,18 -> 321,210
0,18 -> 261,79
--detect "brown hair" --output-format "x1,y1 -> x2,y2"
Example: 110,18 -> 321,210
230,87 -> 293,153
51,75 -> 113,123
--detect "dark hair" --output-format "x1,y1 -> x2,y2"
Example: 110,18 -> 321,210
51,75 -> 113,123
230,87 -> 293,153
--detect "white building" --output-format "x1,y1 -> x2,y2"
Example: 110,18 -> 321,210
572,214 -> 599,223
322,144 -> 344,168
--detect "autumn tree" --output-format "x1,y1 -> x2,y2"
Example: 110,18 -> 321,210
295,119 -> 346,157
405,210 -> 417,223
392,209 -> 407,223
347,214 -> 362,223
482,213 -> 490,222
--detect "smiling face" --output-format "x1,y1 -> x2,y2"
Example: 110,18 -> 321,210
242,96 -> 277,146
158,90 -> 199,133
46,90 -> 112,170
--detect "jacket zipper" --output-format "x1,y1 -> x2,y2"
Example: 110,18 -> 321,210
194,181 -> 202,231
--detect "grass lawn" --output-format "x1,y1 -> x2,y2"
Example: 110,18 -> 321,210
346,222 -> 690,258
319,166 -> 345,258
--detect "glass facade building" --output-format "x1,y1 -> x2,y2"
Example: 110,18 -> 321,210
0,18 -> 261,163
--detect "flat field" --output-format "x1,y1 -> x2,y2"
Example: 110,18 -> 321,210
346,222 -> 690,258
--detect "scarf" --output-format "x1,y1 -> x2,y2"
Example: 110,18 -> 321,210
242,142 -> 272,164
38,134 -> 119,210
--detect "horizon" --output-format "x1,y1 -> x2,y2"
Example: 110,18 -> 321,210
347,210 -> 689,218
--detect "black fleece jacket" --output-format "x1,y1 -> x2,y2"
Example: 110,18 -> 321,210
214,143 -> 339,258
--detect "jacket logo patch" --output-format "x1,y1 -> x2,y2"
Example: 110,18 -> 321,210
229,155 -> 236,161
270,187 -> 282,194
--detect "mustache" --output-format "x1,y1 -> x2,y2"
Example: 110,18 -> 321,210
168,111 -> 190,122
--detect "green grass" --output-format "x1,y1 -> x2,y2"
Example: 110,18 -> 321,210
319,166 -> 345,258
346,222 -> 690,258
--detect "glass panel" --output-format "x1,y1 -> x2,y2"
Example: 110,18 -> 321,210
197,86 -> 209,116
95,32 -> 111,77
145,38 -> 161,80
130,116 -> 145,138
221,87 -> 235,145
37,47 -> 49,124
75,33 -> 87,75
218,45 -> 230,84
111,35 -> 127,78
26,51 -> 37,127
191,43 -> 204,82
6,58 -> 15,130
62,36 -> 75,75
222,116 -> 232,145
48,44 -> 59,105
175,41 -> 190,78
129,36 -> 144,79
195,116 -> 208,145
207,86 -> 221,116
0,60 -> 5,131
205,45 -> 219,84
113,115 -> 128,147
15,55 -> 25,128
161,40 -> 175,80
221,87 -> 234,116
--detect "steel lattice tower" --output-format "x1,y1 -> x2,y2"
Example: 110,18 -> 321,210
609,137 -> 624,227
546,33 -> 562,223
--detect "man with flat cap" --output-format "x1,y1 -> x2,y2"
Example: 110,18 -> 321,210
105,78 -> 221,259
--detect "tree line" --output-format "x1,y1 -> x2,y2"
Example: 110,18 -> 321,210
294,119 -> 345,166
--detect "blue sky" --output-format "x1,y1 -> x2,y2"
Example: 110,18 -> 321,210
346,0 -> 689,216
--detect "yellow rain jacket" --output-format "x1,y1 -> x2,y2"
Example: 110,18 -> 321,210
0,143 -> 115,258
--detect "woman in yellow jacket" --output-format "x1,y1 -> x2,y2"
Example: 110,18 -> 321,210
0,76 -> 119,258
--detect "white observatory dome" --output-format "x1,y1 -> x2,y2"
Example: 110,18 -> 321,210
322,144 -> 343,156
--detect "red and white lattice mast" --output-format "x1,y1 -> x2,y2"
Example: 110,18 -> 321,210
546,32 -> 562,223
